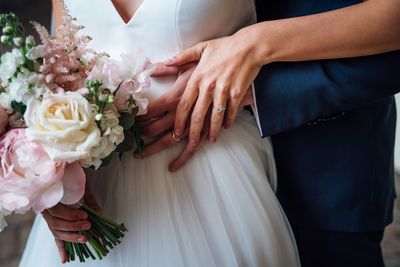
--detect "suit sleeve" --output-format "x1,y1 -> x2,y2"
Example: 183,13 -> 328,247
253,50 -> 400,137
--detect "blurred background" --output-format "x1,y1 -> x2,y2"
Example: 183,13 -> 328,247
0,1 -> 400,266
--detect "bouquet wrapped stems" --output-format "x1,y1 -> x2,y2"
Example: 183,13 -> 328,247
65,204 -> 128,262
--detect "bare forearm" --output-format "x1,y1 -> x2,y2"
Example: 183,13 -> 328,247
242,0 -> 400,65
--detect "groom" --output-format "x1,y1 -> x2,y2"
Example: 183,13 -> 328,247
139,1 -> 400,266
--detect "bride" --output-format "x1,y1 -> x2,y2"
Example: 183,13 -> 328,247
20,0 -> 300,266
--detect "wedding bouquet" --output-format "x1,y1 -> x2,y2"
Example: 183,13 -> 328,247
0,6 -> 152,262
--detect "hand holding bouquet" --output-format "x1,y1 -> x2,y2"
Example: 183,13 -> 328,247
0,4 -> 152,262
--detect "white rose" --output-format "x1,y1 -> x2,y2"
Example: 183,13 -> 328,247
24,92 -> 101,162
0,49 -> 24,82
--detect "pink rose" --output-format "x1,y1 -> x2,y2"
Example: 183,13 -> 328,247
0,129 -> 86,214
0,108 -> 9,136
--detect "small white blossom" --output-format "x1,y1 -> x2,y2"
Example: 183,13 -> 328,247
0,49 -> 24,82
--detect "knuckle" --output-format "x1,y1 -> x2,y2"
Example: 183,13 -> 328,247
177,101 -> 190,112
211,113 -> 223,122
192,113 -> 203,123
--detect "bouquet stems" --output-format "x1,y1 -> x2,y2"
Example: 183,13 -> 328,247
65,204 -> 127,262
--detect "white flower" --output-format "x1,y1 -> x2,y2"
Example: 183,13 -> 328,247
8,71 -> 40,104
24,92 -> 101,162
100,105 -> 120,131
0,49 -> 24,83
80,137 -> 116,170
0,93 -> 13,111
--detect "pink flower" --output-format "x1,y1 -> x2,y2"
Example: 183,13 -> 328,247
114,80 -> 149,115
0,108 -> 8,136
0,129 -> 86,214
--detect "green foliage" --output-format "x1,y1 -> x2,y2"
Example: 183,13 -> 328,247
11,101 -> 26,115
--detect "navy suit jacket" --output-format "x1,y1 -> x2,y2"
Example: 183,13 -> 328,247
254,0 -> 400,231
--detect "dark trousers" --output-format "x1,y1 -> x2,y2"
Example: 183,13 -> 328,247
291,226 -> 385,267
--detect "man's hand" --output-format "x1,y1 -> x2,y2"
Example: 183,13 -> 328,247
42,185 -> 101,263
165,29 -> 262,145
136,62 -> 254,172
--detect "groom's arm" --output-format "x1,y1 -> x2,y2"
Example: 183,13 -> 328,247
254,50 -> 400,137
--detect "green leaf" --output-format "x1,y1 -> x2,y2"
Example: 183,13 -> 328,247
11,100 -> 26,115
115,130 -> 134,153
133,123 -> 145,153
119,112 -> 135,129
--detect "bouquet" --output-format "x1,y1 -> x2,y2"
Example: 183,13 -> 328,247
0,4 -> 152,263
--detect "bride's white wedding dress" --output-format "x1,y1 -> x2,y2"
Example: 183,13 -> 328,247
20,0 -> 300,266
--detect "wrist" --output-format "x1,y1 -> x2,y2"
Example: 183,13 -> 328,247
235,23 -> 276,66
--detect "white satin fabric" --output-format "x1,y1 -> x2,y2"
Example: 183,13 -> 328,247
20,0 -> 300,266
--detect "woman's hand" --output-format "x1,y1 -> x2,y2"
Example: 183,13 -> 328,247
42,185 -> 101,263
165,30 -> 262,145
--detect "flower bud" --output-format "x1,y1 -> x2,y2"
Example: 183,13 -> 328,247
0,35 -> 11,44
13,37 -> 23,47
95,113 -> 103,121
2,26 -> 13,35
99,93 -> 108,102
25,35 -> 35,47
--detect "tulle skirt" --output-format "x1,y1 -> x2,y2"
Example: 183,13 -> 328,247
20,111 -> 300,267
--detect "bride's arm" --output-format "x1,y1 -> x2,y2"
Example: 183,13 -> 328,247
52,0 -> 63,29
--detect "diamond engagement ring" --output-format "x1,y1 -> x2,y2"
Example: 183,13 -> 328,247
171,131 -> 182,142
215,106 -> 226,113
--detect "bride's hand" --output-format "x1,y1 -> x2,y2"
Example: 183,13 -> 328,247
165,30 -> 262,145
136,62 -> 254,171
42,185 -> 101,263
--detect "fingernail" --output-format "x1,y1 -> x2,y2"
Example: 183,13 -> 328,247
209,136 -> 216,143
164,57 -> 175,65
82,222 -> 91,229
174,128 -> 182,135
78,237 -> 87,243
169,165 -> 177,172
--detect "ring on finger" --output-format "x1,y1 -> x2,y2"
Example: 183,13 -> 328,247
214,105 -> 226,113
171,131 -> 182,142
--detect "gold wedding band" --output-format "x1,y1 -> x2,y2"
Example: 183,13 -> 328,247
215,106 -> 226,113
171,131 -> 182,142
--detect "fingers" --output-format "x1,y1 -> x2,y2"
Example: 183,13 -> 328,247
142,111 -> 175,138
55,239 -> 67,264
173,79 -> 199,137
187,86 -> 213,146
209,84 -> 229,143
138,65 -> 196,122
42,210 -> 89,243
169,116 -> 210,172
47,204 -> 87,221
52,230 -> 88,243
151,63 -> 180,77
165,42 -> 206,66
135,129 -> 188,158
43,213 -> 91,232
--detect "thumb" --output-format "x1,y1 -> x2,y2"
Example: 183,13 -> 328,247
164,42 -> 206,66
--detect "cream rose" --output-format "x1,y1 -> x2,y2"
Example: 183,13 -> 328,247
24,92 -> 101,162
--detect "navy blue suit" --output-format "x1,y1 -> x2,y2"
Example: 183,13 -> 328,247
254,0 -> 400,266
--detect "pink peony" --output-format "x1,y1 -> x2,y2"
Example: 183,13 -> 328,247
114,80 -> 150,115
0,108 -> 8,136
0,129 -> 86,214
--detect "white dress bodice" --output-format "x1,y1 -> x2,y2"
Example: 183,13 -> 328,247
65,0 -> 256,101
